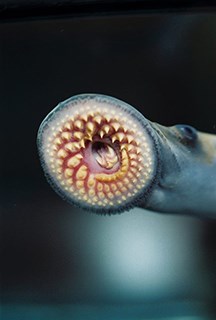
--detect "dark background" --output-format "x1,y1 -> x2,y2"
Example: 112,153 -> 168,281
1,11 -> 216,320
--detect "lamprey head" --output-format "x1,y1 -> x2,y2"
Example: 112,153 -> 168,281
37,94 -> 159,214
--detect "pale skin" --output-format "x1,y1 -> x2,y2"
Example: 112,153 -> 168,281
37,94 -> 216,218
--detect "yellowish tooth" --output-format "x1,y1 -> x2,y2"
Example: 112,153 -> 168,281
56,159 -> 64,166
57,167 -> 62,174
126,135 -> 134,143
131,167 -> 138,173
94,115 -> 102,124
79,139 -> 85,148
97,183 -> 103,191
79,188 -> 86,194
65,142 -> 80,152
93,196 -> 98,202
116,132 -> 125,142
98,192 -> 105,199
107,192 -> 114,199
104,114 -> 112,122
66,178 -> 73,186
117,182 -> 123,188
67,154 -> 83,168
54,137 -> 62,145
104,184 -> 110,193
111,135 -> 118,143
103,125 -> 110,134
85,133 -> 93,141
76,180 -> 84,189
87,177 -> 95,188
89,189 -> 95,196
132,178 -> 138,183
86,122 -> 95,134
76,165 -> 88,180
122,187 -> 127,193
74,120 -> 84,129
111,122 -> 120,131
64,122 -> 72,130
64,168 -> 73,178
80,114 -> 88,122
123,178 -> 129,184
130,153 -> 137,160
127,145 -> 133,152
83,195 -> 88,201
74,131 -> 84,140
57,149 -> 68,158
98,130 -> 104,139
111,183 -> 117,191
121,165 -> 128,172
131,160 -> 137,167
116,190 -> 121,196
122,195 -> 126,201
61,132 -> 72,140
128,172 -> 133,178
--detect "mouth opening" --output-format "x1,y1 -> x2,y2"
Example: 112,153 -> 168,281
37,94 -> 158,214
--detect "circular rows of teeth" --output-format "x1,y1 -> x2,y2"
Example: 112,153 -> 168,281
45,111 -> 153,207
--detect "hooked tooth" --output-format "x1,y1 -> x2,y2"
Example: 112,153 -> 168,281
116,132 -> 125,142
64,122 -> 72,130
54,137 -> 62,145
74,131 -> 84,140
74,120 -> 84,129
65,142 -> 80,152
76,165 -> 88,180
94,115 -> 102,124
57,148 -> 68,158
86,122 -> 95,134
79,139 -> 85,148
80,114 -> 88,122
126,135 -> 134,143
111,122 -> 120,131
61,132 -> 72,140
103,125 -> 111,134
67,154 -> 83,168
99,130 -> 105,139
127,145 -> 133,152
111,135 -> 118,143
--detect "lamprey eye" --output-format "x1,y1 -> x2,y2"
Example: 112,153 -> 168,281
175,124 -> 198,146
37,94 -> 158,214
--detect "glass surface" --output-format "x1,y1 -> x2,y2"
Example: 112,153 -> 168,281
1,12 -> 216,320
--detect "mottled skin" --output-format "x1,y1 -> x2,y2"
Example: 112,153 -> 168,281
38,94 -> 216,218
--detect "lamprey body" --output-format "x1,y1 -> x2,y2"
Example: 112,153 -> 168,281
37,94 -> 216,217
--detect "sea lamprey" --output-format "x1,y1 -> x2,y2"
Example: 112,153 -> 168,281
37,94 -> 216,218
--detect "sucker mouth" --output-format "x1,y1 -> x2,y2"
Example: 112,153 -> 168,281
37,94 -> 157,213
